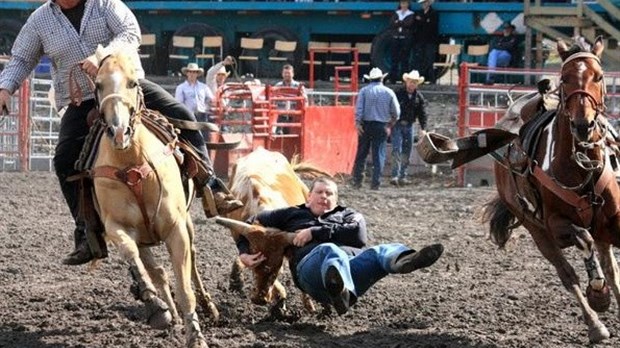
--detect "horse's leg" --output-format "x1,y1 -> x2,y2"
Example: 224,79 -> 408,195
139,247 -> 180,323
106,225 -> 173,330
165,227 -> 207,348
301,293 -> 316,313
568,225 -> 611,312
229,257 -> 245,294
594,241 -> 619,315
187,217 -> 219,323
534,219 -> 609,343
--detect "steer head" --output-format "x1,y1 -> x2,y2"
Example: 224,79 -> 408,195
215,217 -> 295,305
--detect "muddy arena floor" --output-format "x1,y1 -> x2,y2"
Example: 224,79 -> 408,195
3,87 -> 620,348
2,171 -> 620,348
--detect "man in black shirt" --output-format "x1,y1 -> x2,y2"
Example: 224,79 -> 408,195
391,70 -> 428,186
237,177 -> 444,315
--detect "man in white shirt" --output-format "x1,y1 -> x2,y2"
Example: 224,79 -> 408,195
175,63 -> 210,139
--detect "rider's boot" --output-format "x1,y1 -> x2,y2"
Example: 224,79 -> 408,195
63,225 -> 94,266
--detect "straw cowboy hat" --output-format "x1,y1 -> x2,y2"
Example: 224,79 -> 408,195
181,62 -> 204,75
364,67 -> 388,81
402,69 -> 425,84
216,65 -> 230,76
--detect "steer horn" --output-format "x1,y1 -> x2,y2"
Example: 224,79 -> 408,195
215,217 -> 296,244
215,217 -> 254,233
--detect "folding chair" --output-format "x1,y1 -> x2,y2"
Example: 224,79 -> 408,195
196,36 -> 223,69
238,37 -> 264,76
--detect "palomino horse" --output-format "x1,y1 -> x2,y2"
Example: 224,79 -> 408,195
90,47 -> 216,347
484,37 -> 620,343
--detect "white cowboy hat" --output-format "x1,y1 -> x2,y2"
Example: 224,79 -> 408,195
363,67 -> 388,81
402,69 -> 425,84
181,62 -> 204,75
216,65 -> 230,76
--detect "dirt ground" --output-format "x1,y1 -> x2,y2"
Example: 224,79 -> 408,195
2,170 -> 620,348
3,86 -> 620,348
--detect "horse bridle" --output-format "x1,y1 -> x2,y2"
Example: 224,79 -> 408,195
94,55 -> 142,135
558,52 -> 607,146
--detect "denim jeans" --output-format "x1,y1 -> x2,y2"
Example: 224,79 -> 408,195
295,243 -> 410,304
486,49 -> 512,82
391,122 -> 414,179
352,121 -> 388,188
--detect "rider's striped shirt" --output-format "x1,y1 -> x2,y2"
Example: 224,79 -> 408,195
0,0 -> 144,109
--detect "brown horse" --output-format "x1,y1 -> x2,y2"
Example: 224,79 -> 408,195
90,46 -> 216,348
484,37 -> 620,343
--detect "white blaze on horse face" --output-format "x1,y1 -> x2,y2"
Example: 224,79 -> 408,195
541,122 -> 555,171
577,61 -> 587,86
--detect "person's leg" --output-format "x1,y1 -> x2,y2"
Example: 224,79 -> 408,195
422,43 -> 437,83
54,99 -> 96,265
369,122 -> 388,189
139,79 -> 242,216
348,243 -> 410,297
486,49 -> 500,82
389,37 -> 401,83
496,50 -> 512,68
194,111 -> 209,140
400,124 -> 413,179
295,243 -> 355,304
352,125 -> 372,186
390,124 -> 403,180
399,38 -> 413,78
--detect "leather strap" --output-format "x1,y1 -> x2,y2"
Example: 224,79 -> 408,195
89,162 -> 155,233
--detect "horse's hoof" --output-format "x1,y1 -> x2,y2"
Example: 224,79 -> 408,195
188,331 -> 208,348
588,324 -> 610,343
145,297 -> 173,330
586,284 -> 611,313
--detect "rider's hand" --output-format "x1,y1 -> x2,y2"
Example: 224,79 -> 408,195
80,55 -> 99,78
239,252 -> 266,268
293,228 -> 313,247
0,89 -> 10,115
223,56 -> 234,65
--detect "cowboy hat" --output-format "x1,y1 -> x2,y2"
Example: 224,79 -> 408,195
181,62 -> 204,75
402,69 -> 425,84
363,67 -> 388,81
216,65 -> 230,76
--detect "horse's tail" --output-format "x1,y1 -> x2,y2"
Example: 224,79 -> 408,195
482,195 -> 517,249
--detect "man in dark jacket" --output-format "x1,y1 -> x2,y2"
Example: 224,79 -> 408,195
412,0 -> 439,84
236,177 -> 444,315
391,70 -> 427,186
485,23 -> 519,84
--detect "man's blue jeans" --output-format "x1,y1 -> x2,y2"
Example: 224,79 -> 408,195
486,49 -> 512,82
391,122 -> 414,179
295,243 -> 410,305
352,121 -> 388,188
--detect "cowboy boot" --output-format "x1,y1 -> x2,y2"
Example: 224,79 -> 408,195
63,226 -> 94,266
201,176 -> 243,218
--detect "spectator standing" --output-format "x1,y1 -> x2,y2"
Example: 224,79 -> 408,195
388,1 -> 414,85
390,70 -> 427,186
174,63 -> 210,139
237,177 -> 444,315
412,0 -> 439,84
485,23 -> 519,85
0,0 -> 242,266
204,56 -> 233,131
351,68 -> 400,190
273,64 -> 308,134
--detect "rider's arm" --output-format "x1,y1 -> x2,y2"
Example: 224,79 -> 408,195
0,20 -> 43,94
102,0 -> 141,53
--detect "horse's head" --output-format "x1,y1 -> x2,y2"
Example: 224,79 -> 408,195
557,37 -> 605,144
94,45 -> 140,150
